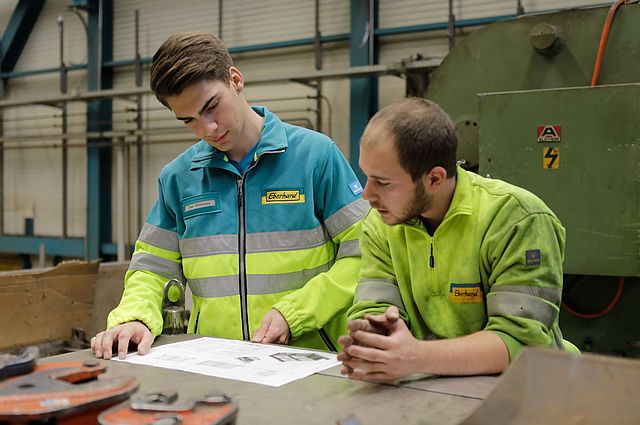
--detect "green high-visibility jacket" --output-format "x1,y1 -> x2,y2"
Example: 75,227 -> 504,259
348,167 -> 569,360
108,106 -> 369,351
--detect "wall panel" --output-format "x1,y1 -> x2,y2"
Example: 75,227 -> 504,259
0,0 -> 608,257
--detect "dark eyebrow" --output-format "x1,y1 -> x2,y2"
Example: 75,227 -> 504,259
198,95 -> 218,115
175,95 -> 218,121
368,174 -> 390,181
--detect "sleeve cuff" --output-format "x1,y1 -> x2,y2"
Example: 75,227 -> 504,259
272,301 -> 304,339
107,309 -> 161,337
489,330 -> 525,363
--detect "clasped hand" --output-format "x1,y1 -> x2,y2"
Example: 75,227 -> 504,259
337,306 -> 426,383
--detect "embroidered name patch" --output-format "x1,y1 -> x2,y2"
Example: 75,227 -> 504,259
525,249 -> 541,266
181,192 -> 222,218
262,190 -> 305,204
449,283 -> 483,304
185,200 -> 215,212
349,180 -> 363,196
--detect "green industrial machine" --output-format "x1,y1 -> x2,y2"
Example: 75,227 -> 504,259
426,3 -> 640,356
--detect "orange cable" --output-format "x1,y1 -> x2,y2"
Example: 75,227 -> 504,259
562,276 -> 625,319
567,1 -> 629,317
591,0 -> 627,86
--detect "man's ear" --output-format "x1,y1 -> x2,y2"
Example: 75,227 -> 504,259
423,166 -> 448,192
229,66 -> 244,92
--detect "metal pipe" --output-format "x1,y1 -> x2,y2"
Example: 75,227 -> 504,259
58,13 -> 69,238
282,117 -> 314,128
3,107 -> 140,123
218,0 -> 223,39
248,95 -> 319,103
314,0 -> 323,133
448,0 -> 456,50
0,8 -> 540,80
0,124 -> 191,140
134,10 -> 141,88
0,132 -> 196,147
116,137 -> 125,261
97,0 -> 103,90
317,94 -> 333,138
270,107 -> 319,114
0,86 -> 150,108
369,0 -> 375,65
0,59 -> 442,109
38,242 -> 46,268
125,134 -> 133,256
135,8 -> 143,237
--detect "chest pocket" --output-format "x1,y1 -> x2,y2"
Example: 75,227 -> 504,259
181,192 -> 222,218
180,192 -> 224,238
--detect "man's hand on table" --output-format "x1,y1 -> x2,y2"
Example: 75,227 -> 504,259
252,308 -> 291,345
91,321 -> 154,360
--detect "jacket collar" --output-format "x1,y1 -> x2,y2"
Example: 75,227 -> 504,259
404,166 -> 473,228
190,105 -> 287,170
443,166 -> 473,219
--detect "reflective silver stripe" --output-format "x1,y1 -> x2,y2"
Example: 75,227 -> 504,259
128,252 -> 183,281
247,226 -> 328,252
249,263 -> 332,294
180,227 -> 331,257
180,234 -> 237,258
552,322 -> 566,350
188,263 -> 332,298
138,223 -> 179,252
336,238 -> 361,260
355,278 -> 406,310
490,284 -> 561,305
189,275 -> 238,298
325,198 -> 370,237
486,292 -> 558,329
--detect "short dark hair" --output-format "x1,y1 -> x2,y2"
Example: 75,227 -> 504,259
362,97 -> 458,181
150,32 -> 233,108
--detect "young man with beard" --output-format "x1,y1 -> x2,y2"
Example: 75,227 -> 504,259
91,32 -> 369,359
338,97 -> 576,382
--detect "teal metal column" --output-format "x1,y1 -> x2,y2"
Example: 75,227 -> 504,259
349,0 -> 378,183
0,0 -> 45,77
85,0 -> 113,259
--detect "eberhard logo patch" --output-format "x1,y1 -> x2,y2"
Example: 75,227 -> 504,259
449,283 -> 483,304
262,190 -> 305,204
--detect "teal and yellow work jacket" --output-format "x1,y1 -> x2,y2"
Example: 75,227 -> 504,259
349,167 -> 573,360
108,106 -> 369,351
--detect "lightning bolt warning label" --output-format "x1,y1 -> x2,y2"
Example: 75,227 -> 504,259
543,147 -> 560,169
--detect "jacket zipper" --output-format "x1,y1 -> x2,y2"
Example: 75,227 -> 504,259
194,308 -> 201,333
319,328 -> 337,352
429,242 -> 435,268
236,177 -> 250,341
234,149 -> 284,341
428,238 -> 439,295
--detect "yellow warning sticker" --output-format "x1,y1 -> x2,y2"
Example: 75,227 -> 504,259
543,147 -> 560,169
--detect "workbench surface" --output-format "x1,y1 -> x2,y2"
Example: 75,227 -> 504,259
43,335 -> 499,424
